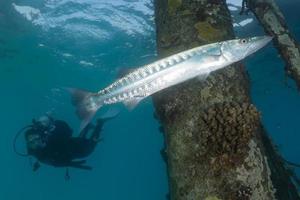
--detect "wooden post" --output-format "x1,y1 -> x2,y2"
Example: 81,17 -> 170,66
247,0 -> 300,88
152,0 -> 293,199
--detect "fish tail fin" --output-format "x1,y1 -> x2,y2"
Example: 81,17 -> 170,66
66,88 -> 103,130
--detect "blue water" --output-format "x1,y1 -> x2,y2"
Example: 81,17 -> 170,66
0,0 -> 300,199
0,1 -> 168,199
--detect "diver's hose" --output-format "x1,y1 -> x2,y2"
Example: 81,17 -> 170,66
13,125 -> 32,157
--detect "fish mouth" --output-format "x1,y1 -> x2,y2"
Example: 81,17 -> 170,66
245,36 -> 273,57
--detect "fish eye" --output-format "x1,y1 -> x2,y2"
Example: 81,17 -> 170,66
240,39 -> 247,44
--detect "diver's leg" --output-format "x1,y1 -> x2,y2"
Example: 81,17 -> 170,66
90,119 -> 104,142
72,116 -> 117,159
89,109 -> 119,140
78,123 -> 94,138
70,138 -> 97,159
76,120 -> 104,157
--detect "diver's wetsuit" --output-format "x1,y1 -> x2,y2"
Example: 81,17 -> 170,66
25,120 -> 72,163
67,121 -> 103,159
25,119 -> 105,170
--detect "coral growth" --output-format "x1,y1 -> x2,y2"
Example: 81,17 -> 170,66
236,185 -> 253,200
194,21 -> 224,42
168,0 -> 182,15
160,101 -> 271,199
204,196 -> 221,200
201,102 -> 260,160
235,140 -> 276,199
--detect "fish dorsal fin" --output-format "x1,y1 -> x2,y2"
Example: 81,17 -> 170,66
117,67 -> 136,79
123,96 -> 144,110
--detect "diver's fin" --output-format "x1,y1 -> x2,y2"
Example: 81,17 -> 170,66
65,87 -> 102,131
71,165 -> 93,170
71,160 -> 87,164
123,97 -> 144,110
117,67 -> 135,79
68,160 -> 93,170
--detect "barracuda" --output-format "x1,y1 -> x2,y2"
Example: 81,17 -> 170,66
68,36 -> 272,129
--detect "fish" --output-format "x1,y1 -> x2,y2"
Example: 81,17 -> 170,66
68,36 -> 272,129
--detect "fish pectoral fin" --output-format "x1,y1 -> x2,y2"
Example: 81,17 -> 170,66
123,96 -> 144,110
197,71 -> 210,81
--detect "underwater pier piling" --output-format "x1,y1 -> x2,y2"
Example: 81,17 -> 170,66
152,0 -> 297,199
247,0 -> 300,89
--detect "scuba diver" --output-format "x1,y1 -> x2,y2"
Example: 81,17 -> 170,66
14,110 -> 118,178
